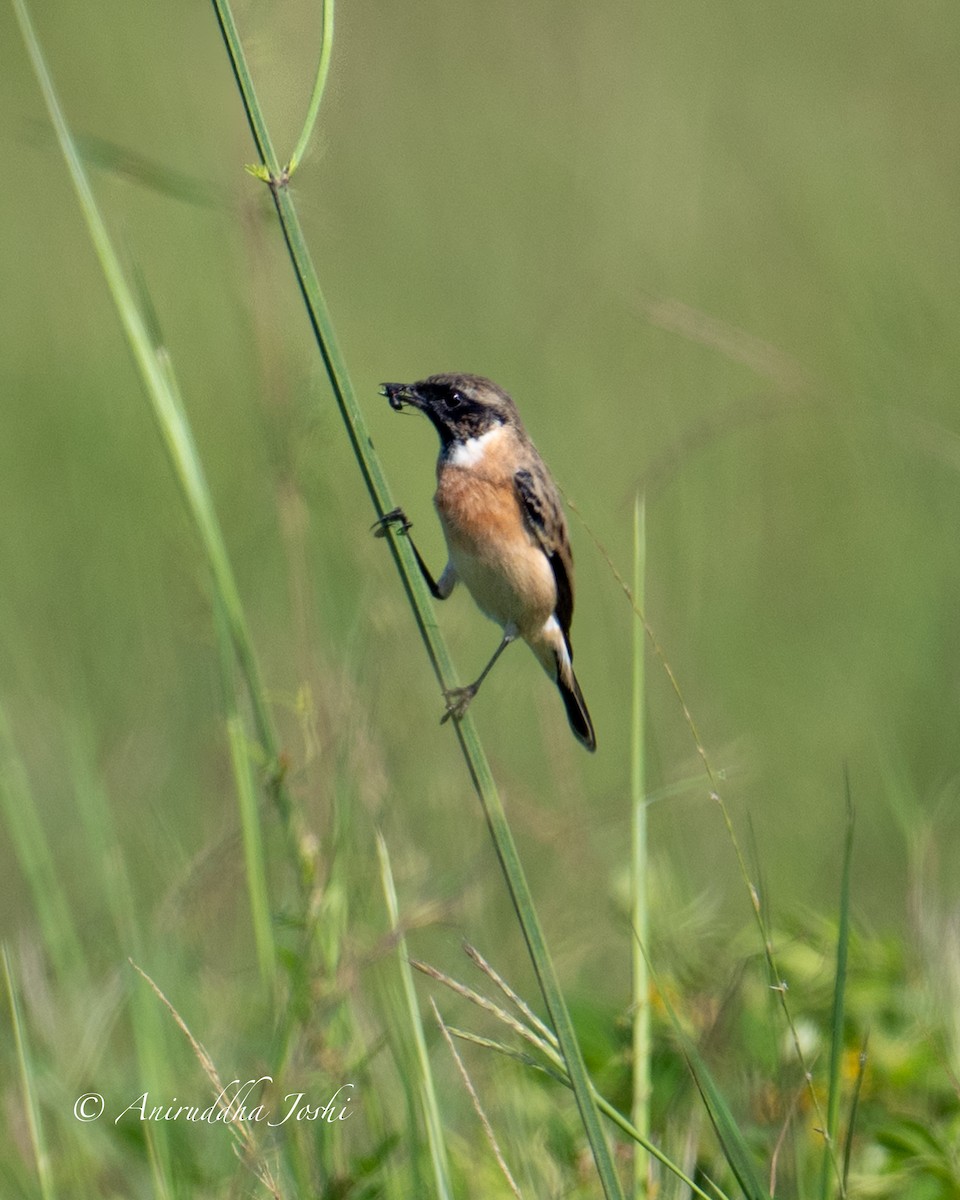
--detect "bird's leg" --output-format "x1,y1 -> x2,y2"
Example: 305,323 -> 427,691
441,632 -> 515,724
373,507 -> 446,601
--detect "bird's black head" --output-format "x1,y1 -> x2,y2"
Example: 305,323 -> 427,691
379,374 -> 520,447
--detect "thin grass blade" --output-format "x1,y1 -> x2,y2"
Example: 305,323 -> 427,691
631,491 -> 650,1199
214,596 -> 277,993
651,957 -> 769,1200
12,0 -> 305,891
0,704 -> 84,981
842,1031 -> 869,1191
819,775 -> 856,1200
2,946 -> 56,1200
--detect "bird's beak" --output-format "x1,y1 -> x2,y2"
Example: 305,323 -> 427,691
379,382 -> 420,412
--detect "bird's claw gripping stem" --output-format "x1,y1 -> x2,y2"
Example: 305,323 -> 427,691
372,507 -> 412,538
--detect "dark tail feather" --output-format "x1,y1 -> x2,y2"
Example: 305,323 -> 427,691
557,668 -> 596,752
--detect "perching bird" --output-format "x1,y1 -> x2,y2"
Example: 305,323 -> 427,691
376,373 -> 596,751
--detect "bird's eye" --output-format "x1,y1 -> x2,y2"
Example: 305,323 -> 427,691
442,390 -> 463,410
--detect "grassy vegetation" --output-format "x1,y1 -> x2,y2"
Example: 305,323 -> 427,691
3,0 -> 960,1197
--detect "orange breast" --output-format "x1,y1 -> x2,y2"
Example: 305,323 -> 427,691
436,468 -> 522,548
434,465 -> 557,638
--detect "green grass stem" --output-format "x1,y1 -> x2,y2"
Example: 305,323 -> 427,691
842,1032 -> 869,1192
819,777 -> 856,1200
377,834 -> 454,1200
630,492 -> 650,1199
209,4 -> 625,1194
577,504 -> 838,1165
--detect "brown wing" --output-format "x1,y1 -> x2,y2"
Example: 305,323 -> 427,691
514,466 -> 575,653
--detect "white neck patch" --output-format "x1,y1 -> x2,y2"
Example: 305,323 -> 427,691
447,425 -> 501,468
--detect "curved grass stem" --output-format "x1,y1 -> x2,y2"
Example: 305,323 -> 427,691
288,0 -> 335,175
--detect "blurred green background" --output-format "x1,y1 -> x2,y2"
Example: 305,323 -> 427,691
2,0 -> 960,1191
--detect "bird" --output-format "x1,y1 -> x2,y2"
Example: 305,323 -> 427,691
375,373 -> 596,752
